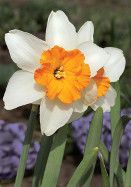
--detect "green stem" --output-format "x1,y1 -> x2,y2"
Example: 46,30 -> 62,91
80,107 -> 103,186
41,125 -> 68,187
110,82 -> 121,138
99,154 -> 110,187
32,135 -> 53,187
14,105 -> 38,187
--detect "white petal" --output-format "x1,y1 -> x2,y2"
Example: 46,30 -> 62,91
82,80 -> 98,106
45,10 -> 77,49
68,112 -> 84,124
3,70 -> 43,110
73,99 -> 87,113
73,80 -> 97,113
104,47 -> 126,82
91,86 -> 117,112
78,21 -> 94,44
40,98 -> 73,136
78,42 -> 110,76
5,30 -> 48,72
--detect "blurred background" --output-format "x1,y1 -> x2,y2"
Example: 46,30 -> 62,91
0,0 -> 131,186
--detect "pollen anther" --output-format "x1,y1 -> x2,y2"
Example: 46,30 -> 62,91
54,67 -> 65,79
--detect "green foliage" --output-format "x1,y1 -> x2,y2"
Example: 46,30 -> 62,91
99,154 -> 110,187
79,107 -> 103,186
110,82 -> 121,136
110,116 -> 130,186
84,107 -> 103,153
14,105 -> 38,187
125,149 -> 131,187
110,81 -> 130,186
115,162 -> 126,185
41,125 -> 68,187
32,135 -> 54,187
67,147 -> 99,187
99,142 -> 109,162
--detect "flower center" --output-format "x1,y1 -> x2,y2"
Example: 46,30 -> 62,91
54,66 -> 65,79
34,45 -> 91,104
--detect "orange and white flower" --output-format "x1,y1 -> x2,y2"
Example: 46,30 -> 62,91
3,10 -> 125,136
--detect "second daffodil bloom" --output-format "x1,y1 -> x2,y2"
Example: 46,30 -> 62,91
3,10 -> 126,136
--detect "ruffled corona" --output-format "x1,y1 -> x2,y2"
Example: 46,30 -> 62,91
34,46 -> 91,104
93,68 -> 110,97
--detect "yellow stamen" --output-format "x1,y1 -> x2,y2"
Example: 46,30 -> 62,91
54,68 -> 65,79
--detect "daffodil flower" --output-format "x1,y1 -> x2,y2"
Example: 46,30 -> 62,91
3,10 -> 125,136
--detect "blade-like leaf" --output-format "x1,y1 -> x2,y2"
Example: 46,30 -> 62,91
41,125 -> 68,187
115,161 -> 126,185
99,154 -> 110,187
110,81 -> 121,137
125,149 -> 131,187
67,147 -> 99,187
100,142 -> 109,162
113,174 -> 120,187
84,107 -> 103,153
32,135 -> 53,187
14,105 -> 38,187
110,116 -> 129,187
80,107 -> 103,186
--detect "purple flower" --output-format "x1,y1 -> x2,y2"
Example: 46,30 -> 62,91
0,120 -> 40,180
72,108 -> 131,168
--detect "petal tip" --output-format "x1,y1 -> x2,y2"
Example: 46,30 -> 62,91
50,10 -> 55,15
9,29 -> 18,34
3,97 -> 13,110
42,130 -> 54,136
5,32 -> 13,45
4,103 -> 11,110
5,33 -> 10,40
5,29 -> 19,37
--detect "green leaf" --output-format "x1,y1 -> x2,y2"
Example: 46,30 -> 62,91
110,116 -> 129,187
41,125 -> 68,187
32,135 -> 53,187
125,149 -> 131,187
110,81 -> 121,137
113,175 -> 120,187
67,147 -> 99,187
80,107 -> 103,186
115,162 -> 126,185
14,105 -> 38,187
84,107 -> 103,153
99,154 -> 110,187
100,142 -> 109,162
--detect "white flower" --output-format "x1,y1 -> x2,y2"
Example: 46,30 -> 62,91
3,10 -> 125,136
